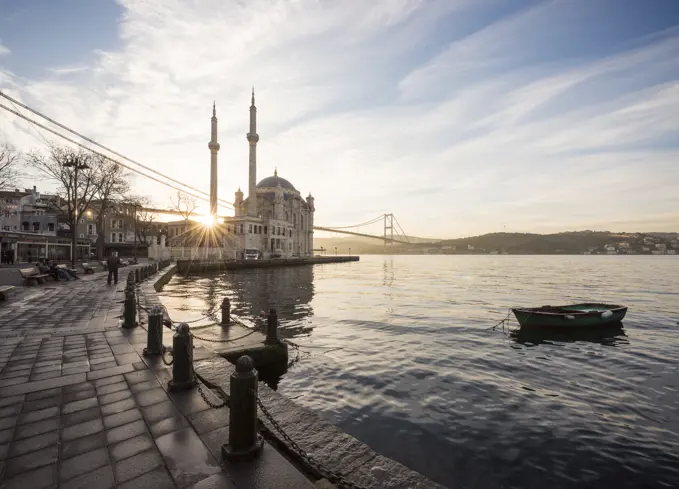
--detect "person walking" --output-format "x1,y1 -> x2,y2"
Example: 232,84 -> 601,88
106,251 -> 121,285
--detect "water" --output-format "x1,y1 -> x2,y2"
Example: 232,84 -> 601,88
159,255 -> 679,488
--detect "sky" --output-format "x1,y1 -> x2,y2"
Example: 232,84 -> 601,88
1,0 -> 678,239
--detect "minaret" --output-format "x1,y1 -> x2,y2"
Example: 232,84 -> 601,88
246,88 -> 259,217
208,101 -> 220,219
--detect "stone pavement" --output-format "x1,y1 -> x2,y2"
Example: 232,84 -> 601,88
0,269 -> 317,489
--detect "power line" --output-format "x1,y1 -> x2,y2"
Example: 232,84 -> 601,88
0,91 -> 234,209
0,101 -> 223,210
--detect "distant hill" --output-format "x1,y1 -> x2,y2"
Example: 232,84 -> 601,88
315,231 -> 677,255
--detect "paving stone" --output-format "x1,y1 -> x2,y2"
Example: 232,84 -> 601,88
108,433 -> 154,462
22,396 -> 61,413
0,427 -> 14,444
62,397 -> 98,415
0,442 -> 8,460
132,361 -> 147,371
187,473 -> 238,489
149,414 -> 191,439
129,379 -> 159,393
60,463 -> 114,489
199,426 -> 229,462
94,374 -> 125,388
7,430 -> 58,458
0,417 -> 16,432
30,371 -> 62,381
62,406 -> 100,427
155,428 -> 221,488
18,406 -> 59,425
25,388 -> 60,402
106,419 -> 147,445
99,388 -> 132,405
89,356 -> 115,365
59,446 -> 110,482
62,388 -> 96,404
61,431 -> 107,460
62,365 -> 91,376
188,407 -> 230,435
3,444 -> 59,477
115,353 -> 142,366
140,400 -> 181,425
103,408 -> 142,430
0,403 -> 23,419
135,387 -> 169,408
117,466 -> 176,489
86,364 -> 135,381
167,389 -> 212,417
124,370 -> 157,385
0,376 -> 30,387
62,381 -> 95,394
62,417 -> 104,441
114,448 -> 164,484
101,397 -> 136,416
14,418 -> 58,440
0,372 -> 87,397
0,462 -> 58,489
0,394 -> 24,408
96,381 -> 128,396
91,361 -> 118,371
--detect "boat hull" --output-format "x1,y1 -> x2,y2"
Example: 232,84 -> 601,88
512,303 -> 627,328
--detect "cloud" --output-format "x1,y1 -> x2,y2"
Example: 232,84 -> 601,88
0,0 -> 678,238
0,40 -> 10,57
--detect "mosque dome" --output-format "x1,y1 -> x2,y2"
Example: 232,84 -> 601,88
256,169 -> 296,191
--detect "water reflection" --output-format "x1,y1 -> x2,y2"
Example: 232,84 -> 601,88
217,265 -> 316,339
511,323 -> 628,346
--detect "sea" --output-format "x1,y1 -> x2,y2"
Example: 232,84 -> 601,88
158,255 -> 679,489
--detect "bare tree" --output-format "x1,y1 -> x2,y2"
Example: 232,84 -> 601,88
0,143 -> 21,191
171,190 -> 197,223
91,157 -> 130,259
124,195 -> 156,246
26,144 -> 109,262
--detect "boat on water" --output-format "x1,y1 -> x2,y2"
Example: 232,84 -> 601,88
511,303 -> 627,328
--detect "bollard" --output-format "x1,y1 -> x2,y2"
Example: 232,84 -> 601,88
134,268 -> 140,283
222,355 -> 263,461
168,323 -> 197,391
221,298 -> 231,326
143,306 -> 163,356
123,288 -> 137,328
265,308 -> 280,345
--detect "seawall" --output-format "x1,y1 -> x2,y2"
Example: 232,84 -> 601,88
177,255 -> 359,274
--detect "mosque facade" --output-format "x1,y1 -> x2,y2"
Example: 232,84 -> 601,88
209,91 -> 315,259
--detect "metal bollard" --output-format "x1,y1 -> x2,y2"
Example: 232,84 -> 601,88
265,308 -> 280,345
222,355 -> 263,461
221,298 -> 231,326
123,288 -> 136,328
143,306 -> 163,356
168,323 -> 197,391
134,268 -> 140,283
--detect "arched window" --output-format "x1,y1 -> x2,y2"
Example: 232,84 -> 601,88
300,215 -> 304,231
293,214 -> 296,226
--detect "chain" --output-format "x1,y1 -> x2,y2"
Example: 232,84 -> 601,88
256,396 -> 367,489
191,329 -> 258,343
197,381 -> 228,409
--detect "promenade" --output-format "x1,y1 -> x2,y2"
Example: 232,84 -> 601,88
0,268 -> 316,489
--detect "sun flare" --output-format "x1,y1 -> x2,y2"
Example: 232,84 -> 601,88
195,214 -> 216,228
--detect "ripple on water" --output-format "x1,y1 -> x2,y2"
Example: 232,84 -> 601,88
159,255 -> 679,489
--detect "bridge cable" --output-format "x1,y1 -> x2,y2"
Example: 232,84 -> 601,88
0,102 -> 221,208
0,91 -> 234,209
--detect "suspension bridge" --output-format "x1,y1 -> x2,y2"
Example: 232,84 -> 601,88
0,92 -> 426,247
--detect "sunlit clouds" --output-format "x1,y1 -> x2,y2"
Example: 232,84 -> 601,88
0,0 -> 678,238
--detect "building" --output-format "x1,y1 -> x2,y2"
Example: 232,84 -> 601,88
216,91 -> 315,258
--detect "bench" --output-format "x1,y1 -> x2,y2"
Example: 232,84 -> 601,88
0,285 -> 16,301
19,268 -> 49,285
57,264 -> 78,278
81,262 -> 95,274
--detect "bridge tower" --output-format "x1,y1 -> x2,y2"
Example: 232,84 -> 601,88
383,213 -> 394,254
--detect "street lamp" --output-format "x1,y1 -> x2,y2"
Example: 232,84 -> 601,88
334,246 -> 337,256
133,203 -> 138,264
64,157 -> 90,266
349,247 -> 351,256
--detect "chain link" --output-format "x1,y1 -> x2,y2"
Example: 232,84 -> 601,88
197,382 -> 228,409
191,329 -> 258,343
256,396 -> 367,489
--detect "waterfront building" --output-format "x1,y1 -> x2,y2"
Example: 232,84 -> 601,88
216,90 -> 315,259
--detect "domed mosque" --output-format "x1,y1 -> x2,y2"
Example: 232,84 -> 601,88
225,89 -> 315,258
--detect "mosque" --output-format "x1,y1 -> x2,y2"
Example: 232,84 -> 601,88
209,90 -> 315,259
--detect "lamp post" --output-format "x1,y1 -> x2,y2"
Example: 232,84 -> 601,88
64,157 -> 90,266
133,203 -> 138,263
334,246 -> 337,256
349,247 -> 351,256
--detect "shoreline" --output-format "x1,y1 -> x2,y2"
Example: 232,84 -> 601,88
176,255 -> 359,274
147,263 -> 446,489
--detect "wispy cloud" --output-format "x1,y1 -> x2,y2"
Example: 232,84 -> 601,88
0,40 -> 10,57
0,0 -> 678,238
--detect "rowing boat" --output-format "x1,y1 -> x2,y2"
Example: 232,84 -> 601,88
511,303 -> 627,328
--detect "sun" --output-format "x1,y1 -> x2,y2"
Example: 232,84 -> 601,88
196,214 -> 216,228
